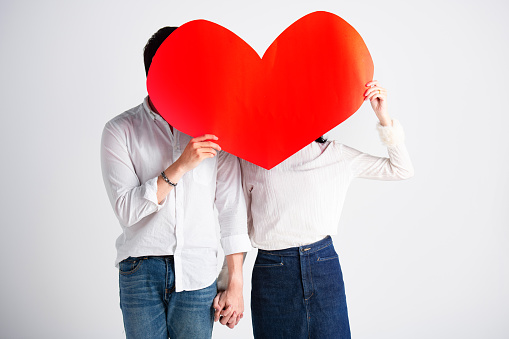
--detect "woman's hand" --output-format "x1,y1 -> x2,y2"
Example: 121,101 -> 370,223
213,285 -> 244,329
364,80 -> 392,127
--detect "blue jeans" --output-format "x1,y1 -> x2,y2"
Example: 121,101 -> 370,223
119,256 -> 216,339
251,236 -> 351,339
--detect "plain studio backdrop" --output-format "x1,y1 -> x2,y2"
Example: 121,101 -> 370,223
1,0 -> 508,338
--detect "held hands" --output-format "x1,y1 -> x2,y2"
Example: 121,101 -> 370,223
174,134 -> 221,173
364,80 -> 392,127
213,283 -> 244,329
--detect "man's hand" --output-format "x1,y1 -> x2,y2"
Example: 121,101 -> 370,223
213,283 -> 244,329
156,134 -> 220,203
174,134 -> 221,172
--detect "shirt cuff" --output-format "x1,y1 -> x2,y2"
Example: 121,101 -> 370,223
220,234 -> 252,256
143,176 -> 167,211
377,119 -> 405,147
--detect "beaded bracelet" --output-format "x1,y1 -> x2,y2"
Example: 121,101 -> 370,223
161,171 -> 177,187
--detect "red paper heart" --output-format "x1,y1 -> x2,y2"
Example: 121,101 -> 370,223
147,11 -> 373,169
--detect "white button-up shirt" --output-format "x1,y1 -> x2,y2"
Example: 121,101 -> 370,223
101,97 -> 251,292
240,120 -> 414,250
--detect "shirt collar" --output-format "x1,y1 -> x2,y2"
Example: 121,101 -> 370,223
143,96 -> 166,122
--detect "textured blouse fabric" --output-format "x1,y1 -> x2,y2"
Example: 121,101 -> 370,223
239,120 -> 414,251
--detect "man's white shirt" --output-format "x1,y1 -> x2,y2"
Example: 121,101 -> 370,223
101,97 -> 251,292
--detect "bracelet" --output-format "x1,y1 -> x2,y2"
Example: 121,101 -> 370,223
161,171 -> 177,187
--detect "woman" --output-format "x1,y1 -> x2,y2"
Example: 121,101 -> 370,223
216,80 -> 414,338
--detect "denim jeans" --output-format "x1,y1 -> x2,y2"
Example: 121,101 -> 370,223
119,256 -> 216,339
251,236 -> 351,339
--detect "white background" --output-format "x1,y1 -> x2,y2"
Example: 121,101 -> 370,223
1,0 -> 508,338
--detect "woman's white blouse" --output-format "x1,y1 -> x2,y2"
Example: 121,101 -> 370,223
239,120 -> 414,250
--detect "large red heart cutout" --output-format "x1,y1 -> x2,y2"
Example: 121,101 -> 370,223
147,11 -> 373,169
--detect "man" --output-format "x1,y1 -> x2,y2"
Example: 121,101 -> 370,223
101,26 -> 251,338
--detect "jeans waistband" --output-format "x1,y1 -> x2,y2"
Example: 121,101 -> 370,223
258,236 -> 333,257
130,255 -> 174,260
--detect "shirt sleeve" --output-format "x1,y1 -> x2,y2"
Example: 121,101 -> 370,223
242,167 -> 254,244
341,119 -> 415,180
100,121 -> 166,227
215,151 -> 252,256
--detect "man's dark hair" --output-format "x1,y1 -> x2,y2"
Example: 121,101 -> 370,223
143,26 -> 178,76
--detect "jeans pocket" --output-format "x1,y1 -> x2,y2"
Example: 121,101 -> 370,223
317,254 -> 339,262
254,254 -> 284,268
119,257 -> 145,275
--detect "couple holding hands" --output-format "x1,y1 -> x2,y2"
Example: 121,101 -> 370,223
101,27 -> 413,339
